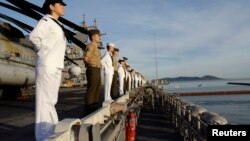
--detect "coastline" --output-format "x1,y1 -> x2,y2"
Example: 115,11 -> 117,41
177,90 -> 250,96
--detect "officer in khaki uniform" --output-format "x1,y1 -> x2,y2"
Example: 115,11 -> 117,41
130,69 -> 135,89
83,29 -> 101,115
111,48 -> 119,99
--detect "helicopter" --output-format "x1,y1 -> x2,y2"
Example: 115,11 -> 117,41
0,0 -> 105,99
0,20 -> 36,99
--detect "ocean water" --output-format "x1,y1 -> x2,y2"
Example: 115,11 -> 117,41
164,79 -> 250,93
181,94 -> 250,124
162,79 -> 250,124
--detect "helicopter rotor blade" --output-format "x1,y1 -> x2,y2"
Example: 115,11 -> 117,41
227,82 -> 250,86
1,1 -> 87,49
0,13 -> 33,32
7,0 -> 89,35
0,14 -> 80,66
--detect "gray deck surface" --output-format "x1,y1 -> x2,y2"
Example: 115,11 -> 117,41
1,87 -> 183,141
137,109 -> 183,141
0,87 -> 87,141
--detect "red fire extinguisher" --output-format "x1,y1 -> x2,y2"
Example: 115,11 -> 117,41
126,111 -> 137,141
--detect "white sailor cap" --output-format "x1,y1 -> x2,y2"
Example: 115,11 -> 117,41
107,42 -> 115,47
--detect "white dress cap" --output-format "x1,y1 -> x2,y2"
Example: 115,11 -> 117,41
107,42 -> 115,47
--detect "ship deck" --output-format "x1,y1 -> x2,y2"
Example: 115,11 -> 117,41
0,87 -> 86,141
137,108 -> 183,141
0,87 -> 184,141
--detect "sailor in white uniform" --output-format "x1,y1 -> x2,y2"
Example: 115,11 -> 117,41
135,72 -> 139,88
138,73 -> 142,87
101,42 -> 115,101
118,59 -> 126,96
29,0 -> 67,140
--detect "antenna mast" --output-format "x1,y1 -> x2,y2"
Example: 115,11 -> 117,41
154,36 -> 158,86
82,14 -> 87,29
94,18 -> 97,28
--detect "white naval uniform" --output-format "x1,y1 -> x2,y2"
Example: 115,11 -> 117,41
131,71 -> 135,89
127,71 -> 131,91
129,72 -> 133,90
29,14 -> 66,141
124,69 -> 129,93
101,52 -> 114,101
135,74 -> 139,88
118,64 -> 125,96
138,75 -> 142,87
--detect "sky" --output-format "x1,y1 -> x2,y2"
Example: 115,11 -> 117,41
1,0 -> 250,80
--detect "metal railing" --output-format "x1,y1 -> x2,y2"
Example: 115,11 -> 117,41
46,85 -> 229,141
47,88 -> 143,141
162,90 -> 228,141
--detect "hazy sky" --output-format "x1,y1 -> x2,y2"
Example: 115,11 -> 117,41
1,0 -> 250,80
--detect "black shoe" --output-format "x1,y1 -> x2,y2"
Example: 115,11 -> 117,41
84,103 -> 99,116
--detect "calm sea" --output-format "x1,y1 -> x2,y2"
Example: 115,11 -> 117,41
162,79 -> 250,124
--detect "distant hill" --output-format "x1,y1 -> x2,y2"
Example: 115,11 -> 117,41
160,75 -> 222,82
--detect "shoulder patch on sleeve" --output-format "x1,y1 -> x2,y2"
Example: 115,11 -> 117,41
85,46 -> 89,52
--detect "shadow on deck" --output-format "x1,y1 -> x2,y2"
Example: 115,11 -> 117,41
137,109 -> 183,141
